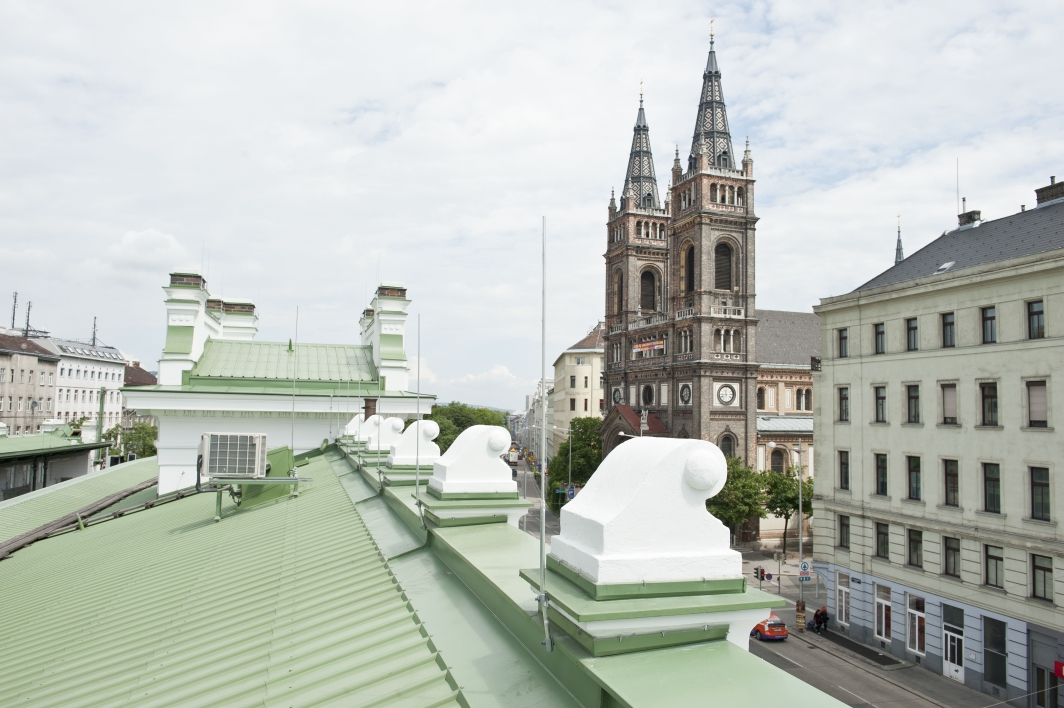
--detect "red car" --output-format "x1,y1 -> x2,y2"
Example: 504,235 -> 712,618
750,613 -> 789,641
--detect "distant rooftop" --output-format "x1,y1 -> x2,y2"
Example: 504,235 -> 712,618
566,322 -> 605,352
757,415 -> 814,434
856,197 -> 1064,293
756,310 -> 820,367
34,337 -> 124,362
0,333 -> 57,360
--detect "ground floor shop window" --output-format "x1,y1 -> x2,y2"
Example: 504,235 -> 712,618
875,585 -> 892,641
1035,666 -> 1059,708
983,617 -> 1008,688
836,572 -> 850,625
906,594 -> 925,654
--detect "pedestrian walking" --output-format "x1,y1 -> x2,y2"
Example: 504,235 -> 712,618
813,606 -> 828,634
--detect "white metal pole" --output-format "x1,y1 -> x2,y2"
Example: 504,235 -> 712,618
415,314 -> 424,528
539,215 -> 552,652
797,446 -> 803,605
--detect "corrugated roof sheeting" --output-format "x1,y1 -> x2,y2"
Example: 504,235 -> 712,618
0,457 -> 158,544
756,415 -> 814,433
193,341 -> 377,383
0,452 -> 462,707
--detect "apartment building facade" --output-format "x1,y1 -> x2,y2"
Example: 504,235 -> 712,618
0,334 -> 59,434
552,323 -> 605,456
34,339 -> 127,431
812,180 -> 1064,707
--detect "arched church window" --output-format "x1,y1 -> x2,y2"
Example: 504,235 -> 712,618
805,388 -> 813,411
714,242 -> 733,291
642,385 -> 654,406
720,435 -> 734,458
736,187 -> 745,206
797,389 -> 805,410
771,449 -> 785,473
614,271 -> 624,314
640,270 -> 656,310
756,387 -> 765,409
732,330 -> 741,353
684,245 -> 695,293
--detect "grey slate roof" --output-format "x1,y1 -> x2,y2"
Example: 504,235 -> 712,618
856,200 -> 1064,292
755,310 -> 821,366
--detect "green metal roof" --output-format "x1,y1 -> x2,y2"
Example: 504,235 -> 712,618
0,457 -> 158,544
0,451 -> 463,707
192,339 -> 378,383
0,430 -> 109,463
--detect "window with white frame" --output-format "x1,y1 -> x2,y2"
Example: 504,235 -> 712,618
875,585 -> 892,640
907,594 -> 926,654
836,572 -> 850,625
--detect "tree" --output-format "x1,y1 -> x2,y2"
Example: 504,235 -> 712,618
764,464 -> 814,556
705,457 -> 767,534
546,417 -> 603,500
102,422 -> 158,459
425,402 -> 507,453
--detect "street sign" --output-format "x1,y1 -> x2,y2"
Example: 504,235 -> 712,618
799,576 -> 811,582
799,561 -> 810,572
765,573 -> 772,581
567,486 -> 576,500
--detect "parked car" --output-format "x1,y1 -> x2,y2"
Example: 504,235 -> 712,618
750,614 -> 788,641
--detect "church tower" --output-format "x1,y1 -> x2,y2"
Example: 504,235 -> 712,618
603,35 -> 760,463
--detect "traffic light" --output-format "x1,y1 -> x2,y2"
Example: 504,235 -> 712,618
759,568 -> 766,581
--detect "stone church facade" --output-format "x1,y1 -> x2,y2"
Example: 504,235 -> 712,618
601,39 -> 819,477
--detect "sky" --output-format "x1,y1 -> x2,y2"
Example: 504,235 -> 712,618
2,1 -> 1062,411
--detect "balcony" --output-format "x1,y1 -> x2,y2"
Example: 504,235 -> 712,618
709,306 -> 744,318
629,312 -> 670,330
676,308 -> 695,320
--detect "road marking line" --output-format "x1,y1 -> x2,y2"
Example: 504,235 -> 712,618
837,685 -> 876,707
761,645 -> 803,668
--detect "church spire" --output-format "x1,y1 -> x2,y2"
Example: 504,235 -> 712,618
689,27 -> 735,172
895,214 -> 905,264
621,89 -> 660,210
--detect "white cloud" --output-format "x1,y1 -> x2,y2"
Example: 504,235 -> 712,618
1,2 -> 1061,408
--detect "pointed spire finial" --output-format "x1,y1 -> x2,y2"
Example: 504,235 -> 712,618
710,18 -> 714,45
895,213 -> 905,264
640,79 -> 643,100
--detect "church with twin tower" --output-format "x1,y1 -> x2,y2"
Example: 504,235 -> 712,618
601,36 -> 819,469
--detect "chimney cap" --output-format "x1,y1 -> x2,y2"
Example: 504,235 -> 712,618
958,209 -> 982,227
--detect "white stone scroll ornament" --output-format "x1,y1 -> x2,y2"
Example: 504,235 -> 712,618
549,438 -> 741,585
353,414 -> 380,442
428,425 -> 517,495
343,414 -> 365,437
387,420 -> 441,467
366,417 -> 405,452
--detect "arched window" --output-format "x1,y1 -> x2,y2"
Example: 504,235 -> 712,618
733,330 -> 742,353
756,387 -> 765,409
797,389 -> 805,410
710,184 -> 718,202
720,436 -> 734,458
642,385 -> 654,406
643,193 -> 653,208
614,271 -> 624,314
683,245 -> 695,293
640,271 -> 656,310
771,449 -> 785,473
736,187 -> 745,206
714,242 -> 733,291
805,389 -> 813,411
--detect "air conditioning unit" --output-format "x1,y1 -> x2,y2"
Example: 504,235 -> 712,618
198,433 -> 268,479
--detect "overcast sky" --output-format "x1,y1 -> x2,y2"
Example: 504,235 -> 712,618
2,2 -> 1062,411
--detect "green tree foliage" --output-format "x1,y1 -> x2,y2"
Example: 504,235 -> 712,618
705,456 -> 767,533
763,464 -> 814,555
102,422 -> 158,459
425,402 -> 507,453
546,418 -> 603,497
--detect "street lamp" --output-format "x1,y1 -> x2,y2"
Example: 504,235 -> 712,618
767,442 -> 805,605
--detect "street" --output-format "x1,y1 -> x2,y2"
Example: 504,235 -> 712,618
514,459 -> 560,541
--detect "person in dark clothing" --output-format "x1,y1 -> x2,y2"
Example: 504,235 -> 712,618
814,606 -> 828,634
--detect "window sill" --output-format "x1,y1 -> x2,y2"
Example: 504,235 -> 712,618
974,425 -> 1004,431
906,564 -> 925,572
836,545 -> 851,552
1021,517 -> 1056,527
1021,426 -> 1054,432
940,573 -> 963,584
835,420 -> 851,425
869,494 -> 892,501
936,504 -> 963,511
902,498 -> 925,505
937,423 -> 961,429
902,422 -> 924,427
869,421 -> 890,426
982,585 -> 1007,595
1029,596 -> 1055,607
835,488 -> 852,494
975,510 -> 1006,519
871,555 -> 892,564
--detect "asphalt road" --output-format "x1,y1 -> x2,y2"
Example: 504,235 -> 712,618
514,460 -> 560,541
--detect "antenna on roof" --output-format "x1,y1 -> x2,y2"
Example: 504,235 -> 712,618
23,302 -> 31,338
92,317 -> 97,347
10,292 -> 16,330
290,306 -> 299,467
415,314 -> 426,529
